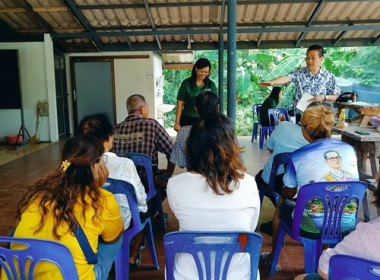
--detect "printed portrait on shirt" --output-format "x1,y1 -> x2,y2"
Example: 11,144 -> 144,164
320,150 -> 354,182
287,145 -> 358,188
285,142 -> 359,230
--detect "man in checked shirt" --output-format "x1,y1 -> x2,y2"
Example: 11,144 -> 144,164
113,94 -> 174,265
113,94 -> 175,194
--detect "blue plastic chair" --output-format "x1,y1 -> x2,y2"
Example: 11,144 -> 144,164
259,152 -> 290,207
259,125 -> 274,149
103,178 -> 159,280
268,108 -> 289,127
329,254 -> 380,280
259,106 -> 287,149
258,104 -> 273,149
270,181 -> 368,275
251,104 -> 262,143
118,152 -> 166,229
260,108 -> 290,149
164,231 -> 262,280
0,236 -> 79,279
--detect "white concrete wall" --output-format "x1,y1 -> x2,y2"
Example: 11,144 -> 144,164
0,46 -> 162,143
0,35 -> 58,143
114,57 -> 155,123
66,51 -> 162,129
153,53 -> 163,119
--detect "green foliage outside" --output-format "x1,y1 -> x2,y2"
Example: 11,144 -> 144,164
163,46 -> 380,135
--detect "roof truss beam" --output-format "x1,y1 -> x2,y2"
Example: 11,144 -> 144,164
78,0 -> 380,10
219,0 -> 226,29
92,19 -> 380,31
372,34 -> 380,45
51,24 -> 380,39
143,0 -> 161,50
14,0 -> 53,33
101,38 -> 380,51
333,23 -> 354,46
296,0 -> 325,47
62,0 -> 104,51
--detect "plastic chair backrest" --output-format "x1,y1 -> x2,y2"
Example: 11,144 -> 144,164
103,178 -> 141,230
164,231 -> 262,280
267,152 -> 290,204
329,254 -> 380,280
103,178 -> 159,279
268,108 -> 289,127
0,236 -> 79,280
118,152 -> 156,200
290,181 -> 367,244
118,152 -> 166,229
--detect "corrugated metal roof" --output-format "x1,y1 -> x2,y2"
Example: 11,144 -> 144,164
0,0 -> 379,52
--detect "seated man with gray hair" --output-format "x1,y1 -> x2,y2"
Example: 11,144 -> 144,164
113,94 -> 175,192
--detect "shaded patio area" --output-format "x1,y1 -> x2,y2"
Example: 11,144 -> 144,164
0,135 -> 375,279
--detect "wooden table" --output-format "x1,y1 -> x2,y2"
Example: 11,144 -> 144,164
334,102 -> 380,127
333,125 -> 380,220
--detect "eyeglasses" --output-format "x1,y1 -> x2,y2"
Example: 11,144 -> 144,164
96,154 -> 108,164
326,156 -> 341,161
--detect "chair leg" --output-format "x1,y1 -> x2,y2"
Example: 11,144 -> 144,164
268,127 -> 274,137
115,234 -> 131,280
254,123 -> 259,140
259,190 -> 264,207
362,189 -> 373,221
252,123 -> 259,143
270,225 -> 286,276
302,239 -> 322,273
259,128 -> 264,149
145,219 -> 160,270
156,193 -> 167,229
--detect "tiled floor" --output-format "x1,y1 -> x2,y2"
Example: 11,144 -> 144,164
0,141 -> 53,166
0,135 -> 376,280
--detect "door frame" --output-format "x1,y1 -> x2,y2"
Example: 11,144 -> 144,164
70,56 -> 116,128
69,54 -> 151,128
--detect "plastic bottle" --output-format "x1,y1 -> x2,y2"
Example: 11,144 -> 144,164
338,109 -> 346,129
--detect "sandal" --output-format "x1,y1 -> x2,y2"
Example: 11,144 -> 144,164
129,253 -> 142,270
260,252 -> 282,271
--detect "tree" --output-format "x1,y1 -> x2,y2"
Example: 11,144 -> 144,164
163,46 -> 380,135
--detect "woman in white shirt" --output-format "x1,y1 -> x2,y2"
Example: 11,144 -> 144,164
78,113 -> 147,266
167,113 -> 261,280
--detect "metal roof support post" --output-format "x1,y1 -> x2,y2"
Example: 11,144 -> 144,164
218,33 -> 224,113
227,0 -> 237,122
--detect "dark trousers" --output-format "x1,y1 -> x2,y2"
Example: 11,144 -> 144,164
180,114 -> 199,127
255,169 -> 284,206
296,113 -> 302,124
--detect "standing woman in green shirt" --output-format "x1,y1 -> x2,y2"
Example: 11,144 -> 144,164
174,58 -> 217,132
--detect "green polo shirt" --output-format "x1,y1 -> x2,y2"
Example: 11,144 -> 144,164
177,77 -> 217,118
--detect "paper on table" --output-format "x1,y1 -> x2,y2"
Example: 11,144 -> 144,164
351,101 -> 371,106
296,93 -> 314,112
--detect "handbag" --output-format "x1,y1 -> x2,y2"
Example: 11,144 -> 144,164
336,92 -> 358,103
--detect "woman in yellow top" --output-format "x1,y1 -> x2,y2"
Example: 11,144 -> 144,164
13,135 -> 124,280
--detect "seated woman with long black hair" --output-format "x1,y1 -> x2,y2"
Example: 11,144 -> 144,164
12,135 -> 123,280
167,113 -> 261,280
260,86 -> 283,126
